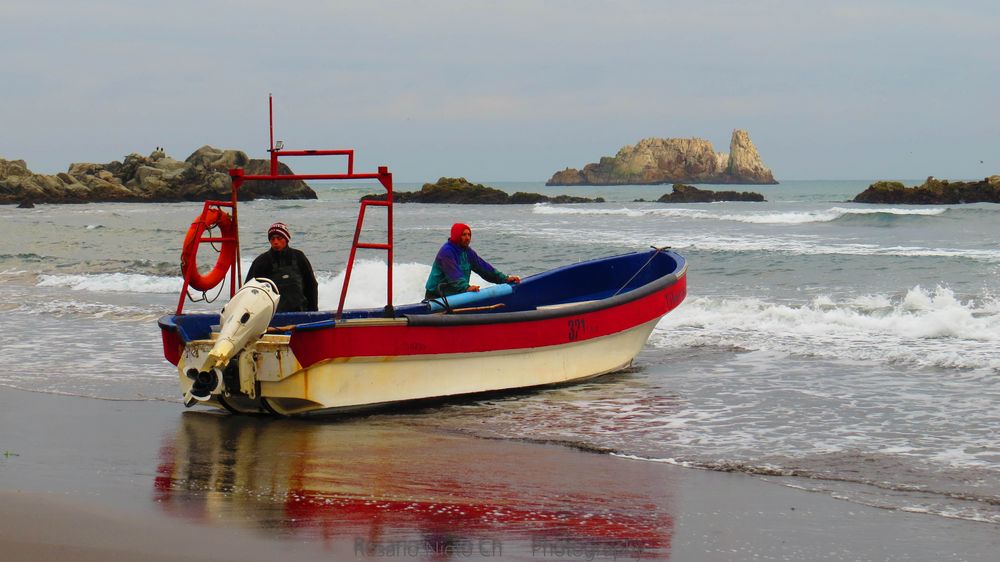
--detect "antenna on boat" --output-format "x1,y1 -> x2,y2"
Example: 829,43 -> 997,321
266,95 -> 284,172
268,93 -> 274,152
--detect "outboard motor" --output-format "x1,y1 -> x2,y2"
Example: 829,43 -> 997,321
184,278 -> 280,406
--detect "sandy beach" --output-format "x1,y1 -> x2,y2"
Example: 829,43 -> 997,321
5,0 -> 999,559
0,386 -> 996,561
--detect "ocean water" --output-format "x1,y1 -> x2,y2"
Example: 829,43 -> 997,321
1,179 -> 998,526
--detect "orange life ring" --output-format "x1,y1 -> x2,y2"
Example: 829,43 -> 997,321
181,208 -> 236,292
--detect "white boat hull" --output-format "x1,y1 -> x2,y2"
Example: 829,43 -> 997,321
178,317 -> 659,415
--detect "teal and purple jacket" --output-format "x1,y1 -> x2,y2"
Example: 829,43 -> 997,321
424,240 -> 508,299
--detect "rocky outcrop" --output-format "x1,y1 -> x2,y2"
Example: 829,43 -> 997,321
655,183 -> 765,203
507,192 -> 604,204
0,147 -> 316,204
547,130 -> 777,186
853,176 -> 1000,204
726,130 -> 775,184
361,177 -> 604,204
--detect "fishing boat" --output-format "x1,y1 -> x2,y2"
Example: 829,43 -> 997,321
158,98 -> 687,416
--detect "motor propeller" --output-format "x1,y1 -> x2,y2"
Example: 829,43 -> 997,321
183,368 -> 219,407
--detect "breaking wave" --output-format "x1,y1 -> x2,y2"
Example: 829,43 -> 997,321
38,272 -> 181,294
520,226 -> 1000,262
652,286 -> 1000,371
34,260 -> 439,306
318,260 -> 437,309
533,204 -> 949,225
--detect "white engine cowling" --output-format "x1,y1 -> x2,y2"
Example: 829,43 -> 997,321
204,278 -> 280,371
185,278 -> 280,404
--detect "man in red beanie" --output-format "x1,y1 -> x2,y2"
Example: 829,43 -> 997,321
245,222 -> 319,313
424,223 -> 520,300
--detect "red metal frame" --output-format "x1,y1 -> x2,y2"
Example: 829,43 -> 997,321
177,95 -> 394,318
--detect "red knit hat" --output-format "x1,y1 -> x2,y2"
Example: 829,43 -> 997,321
449,223 -> 470,244
267,222 -> 291,242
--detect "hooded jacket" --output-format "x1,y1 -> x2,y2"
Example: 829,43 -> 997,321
424,239 -> 508,298
245,247 -> 319,313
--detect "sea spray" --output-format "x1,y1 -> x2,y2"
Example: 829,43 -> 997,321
317,259 -> 501,309
651,286 -> 1000,370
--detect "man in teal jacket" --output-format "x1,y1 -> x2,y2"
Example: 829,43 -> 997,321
424,223 -> 520,300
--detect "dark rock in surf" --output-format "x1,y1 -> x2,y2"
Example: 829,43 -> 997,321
508,192 -> 604,204
361,177 -> 604,204
656,183 -> 765,203
853,176 -> 1000,204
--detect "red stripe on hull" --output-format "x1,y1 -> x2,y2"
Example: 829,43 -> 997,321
161,329 -> 183,366
290,276 -> 686,368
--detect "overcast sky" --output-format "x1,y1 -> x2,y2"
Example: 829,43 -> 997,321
2,1 -> 997,182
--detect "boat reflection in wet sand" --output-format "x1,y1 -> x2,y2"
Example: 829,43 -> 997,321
154,413 -> 674,558
158,98 -> 687,416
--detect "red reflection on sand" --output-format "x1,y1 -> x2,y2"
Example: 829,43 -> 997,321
283,492 -> 669,550
153,413 -> 673,559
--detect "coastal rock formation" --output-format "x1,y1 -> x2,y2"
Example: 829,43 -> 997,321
656,183 -> 765,203
361,177 -> 603,204
0,147 -> 316,204
853,176 -> 1000,204
547,130 -> 777,186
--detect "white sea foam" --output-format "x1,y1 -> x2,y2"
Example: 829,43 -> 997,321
519,226 -> 1000,262
15,299 -> 161,321
38,272 -> 181,294
317,260 -> 433,309
609,453 -> 692,467
652,286 -> 1000,370
33,260 -> 439,307
532,204 -> 947,224
726,206 -> 947,225
532,205 -> 648,218
315,259 -> 504,309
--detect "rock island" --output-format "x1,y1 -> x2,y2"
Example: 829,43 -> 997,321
0,147 -> 315,204
547,129 -> 776,186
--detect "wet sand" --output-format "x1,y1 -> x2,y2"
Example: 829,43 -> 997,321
1,386 -> 997,561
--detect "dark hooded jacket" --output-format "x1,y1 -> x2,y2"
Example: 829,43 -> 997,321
245,247 -> 319,313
